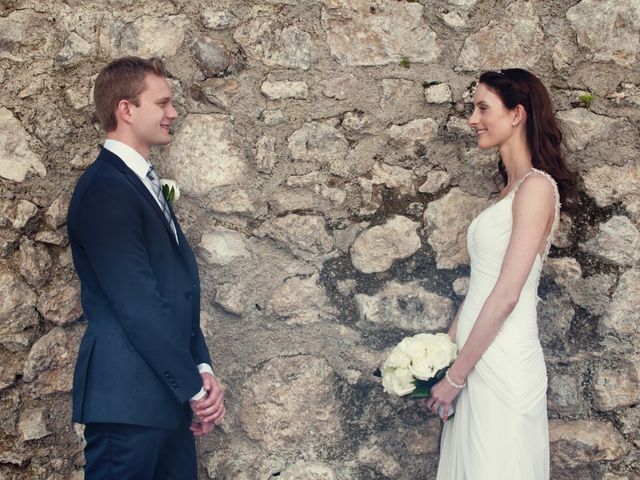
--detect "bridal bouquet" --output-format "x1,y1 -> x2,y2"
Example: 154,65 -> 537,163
381,332 -> 457,399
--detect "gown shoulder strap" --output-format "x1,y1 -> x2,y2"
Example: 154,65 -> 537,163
514,168 -> 561,260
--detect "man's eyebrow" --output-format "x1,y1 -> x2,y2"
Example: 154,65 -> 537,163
156,96 -> 172,103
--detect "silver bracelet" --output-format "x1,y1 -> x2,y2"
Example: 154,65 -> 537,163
445,370 -> 466,389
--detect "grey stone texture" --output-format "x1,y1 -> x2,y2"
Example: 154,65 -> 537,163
199,226 -> 250,266
424,83 -> 453,104
23,325 -> 84,397
582,163 -> 640,218
1,0 -> 639,478
18,238 -> 53,288
593,358 -> 640,412
548,373 -> 581,413
424,188 -> 488,269
163,114 -> 246,195
267,274 -> 336,325
240,355 -> 342,451
321,0 -> 440,66
350,216 -> 421,273
197,78 -> 241,110
0,108 -> 46,182
234,16 -> 311,70
457,0 -> 544,71
13,201 -> 40,230
256,214 -> 335,262
580,215 -> 640,266
193,37 -> 231,76
556,108 -> 640,170
261,81 -> 308,100
0,269 -> 38,346
356,281 -> 453,332
18,408 -> 51,442
288,120 -> 349,173
549,420 -> 628,467
99,14 -> 188,58
600,267 -> 640,347
55,32 -> 93,69
37,281 -> 83,326
566,0 -> 640,67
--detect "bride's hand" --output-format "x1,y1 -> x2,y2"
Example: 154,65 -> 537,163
423,379 -> 461,421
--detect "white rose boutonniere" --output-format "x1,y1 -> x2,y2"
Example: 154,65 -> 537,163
379,332 -> 458,417
160,179 -> 180,206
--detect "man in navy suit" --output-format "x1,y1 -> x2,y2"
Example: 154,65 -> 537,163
67,57 -> 225,479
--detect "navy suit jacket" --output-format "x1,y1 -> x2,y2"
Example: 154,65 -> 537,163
67,148 -> 211,429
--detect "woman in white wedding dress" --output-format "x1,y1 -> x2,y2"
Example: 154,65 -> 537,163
424,69 -> 577,480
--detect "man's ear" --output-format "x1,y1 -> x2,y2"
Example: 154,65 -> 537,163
115,99 -> 134,126
512,104 -> 526,127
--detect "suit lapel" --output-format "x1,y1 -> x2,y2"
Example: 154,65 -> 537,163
171,208 -> 199,282
98,149 -> 184,252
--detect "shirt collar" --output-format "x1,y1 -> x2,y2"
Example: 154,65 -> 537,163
103,139 -> 152,179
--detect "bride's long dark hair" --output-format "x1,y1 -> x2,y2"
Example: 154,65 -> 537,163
479,69 -> 577,208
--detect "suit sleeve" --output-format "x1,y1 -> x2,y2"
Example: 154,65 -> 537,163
193,326 -> 212,366
180,232 -> 211,367
72,178 -> 202,403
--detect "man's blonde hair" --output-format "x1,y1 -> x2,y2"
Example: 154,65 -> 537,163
94,56 -> 168,132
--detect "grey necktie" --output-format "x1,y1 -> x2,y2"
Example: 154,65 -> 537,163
146,165 -> 177,239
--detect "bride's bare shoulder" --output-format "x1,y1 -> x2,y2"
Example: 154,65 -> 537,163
512,173 -> 556,218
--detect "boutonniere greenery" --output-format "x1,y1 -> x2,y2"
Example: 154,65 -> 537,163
160,179 -> 180,206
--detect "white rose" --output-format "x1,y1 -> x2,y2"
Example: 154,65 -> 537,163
160,179 -> 180,202
410,357 -> 438,381
383,344 -> 411,369
382,366 -> 416,396
395,336 -> 414,352
416,334 -> 457,377
403,335 -> 428,364
429,333 -> 457,369
412,333 -> 434,346
409,333 -> 457,380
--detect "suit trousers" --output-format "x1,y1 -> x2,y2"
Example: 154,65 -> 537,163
83,420 -> 197,480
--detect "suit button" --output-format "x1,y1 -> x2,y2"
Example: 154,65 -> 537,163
185,291 -> 192,299
191,332 -> 196,337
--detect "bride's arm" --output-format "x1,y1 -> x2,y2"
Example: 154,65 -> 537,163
447,175 -> 554,385
447,302 -> 464,343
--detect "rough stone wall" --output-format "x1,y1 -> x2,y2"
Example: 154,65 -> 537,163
0,0 -> 639,478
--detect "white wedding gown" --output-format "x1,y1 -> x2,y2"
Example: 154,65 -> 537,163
436,169 -> 558,480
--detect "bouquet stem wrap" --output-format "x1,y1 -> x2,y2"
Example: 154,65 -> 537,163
408,367 -> 448,399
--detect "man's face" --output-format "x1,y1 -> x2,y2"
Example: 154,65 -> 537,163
129,74 -> 178,154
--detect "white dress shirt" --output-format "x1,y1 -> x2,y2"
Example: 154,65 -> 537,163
103,139 -> 212,402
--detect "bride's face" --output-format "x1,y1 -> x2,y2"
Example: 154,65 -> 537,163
468,83 -> 515,150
